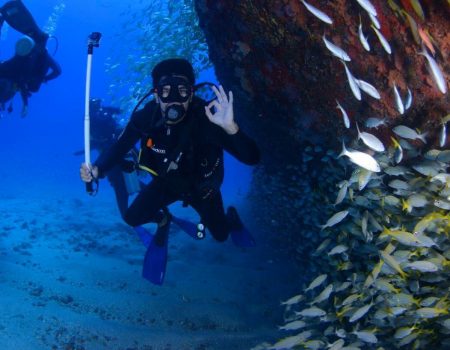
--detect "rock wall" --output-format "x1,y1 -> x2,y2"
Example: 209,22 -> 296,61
195,0 -> 450,267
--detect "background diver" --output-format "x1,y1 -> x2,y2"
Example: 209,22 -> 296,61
0,0 -> 61,117
75,98 -> 143,218
80,58 -> 260,285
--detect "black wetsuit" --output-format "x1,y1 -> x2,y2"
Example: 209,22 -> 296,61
0,1 -> 60,104
95,96 -> 260,241
0,48 -> 59,87
88,103 -> 133,219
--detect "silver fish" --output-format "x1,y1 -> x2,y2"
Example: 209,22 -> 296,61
339,141 -> 381,172
352,330 -> 378,344
406,193 -> 428,209
356,0 -> 377,17
335,180 -> 349,205
328,244 -> 349,255
336,100 -> 350,128
269,334 -> 305,350
404,88 -> 413,110
433,199 -> 450,210
335,281 -> 351,292
361,209 -> 369,237
371,25 -> 392,54
349,302 -> 373,323
342,293 -> 362,306
358,168 -> 372,190
440,122 -> 446,147
278,320 -> 307,331
365,117 -> 386,129
314,239 -> 331,255
418,48 -> 447,94
393,142 -> 403,164
415,233 -> 436,248
404,261 -> 439,272
301,0 -> 333,25
388,179 -> 409,190
416,307 -> 448,319
311,283 -> 333,304
430,173 -> 450,185
321,210 -> 349,230
356,123 -> 385,152
335,329 -> 347,338
358,21 -> 370,52
393,82 -> 404,114
394,326 -> 417,340
368,12 -> 380,29
437,149 -> 450,162
384,165 -> 410,176
412,160 -> 442,177
367,211 -> 382,232
356,79 -> 381,99
342,62 -> 361,101
305,274 -> 327,292
328,339 -> 345,350
393,125 -> 427,143
443,319 -> 450,330
296,306 -> 327,317
281,294 -> 304,306
323,36 -> 351,62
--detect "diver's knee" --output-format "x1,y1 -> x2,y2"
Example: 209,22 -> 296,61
123,211 -> 139,227
209,229 -> 228,242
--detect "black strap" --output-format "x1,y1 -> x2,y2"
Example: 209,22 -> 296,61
160,115 -> 196,176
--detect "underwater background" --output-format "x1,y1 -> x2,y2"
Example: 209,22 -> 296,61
0,1 -> 300,349
1,0 -> 450,349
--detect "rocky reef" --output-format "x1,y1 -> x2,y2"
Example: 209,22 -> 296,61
194,0 -> 450,269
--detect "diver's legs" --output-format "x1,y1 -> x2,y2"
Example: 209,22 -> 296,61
189,191 -> 229,242
124,178 -> 177,227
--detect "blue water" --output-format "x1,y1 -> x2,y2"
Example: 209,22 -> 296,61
0,1 -> 299,349
0,0 -> 252,201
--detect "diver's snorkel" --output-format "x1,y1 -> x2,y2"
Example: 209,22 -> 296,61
84,31 -> 101,195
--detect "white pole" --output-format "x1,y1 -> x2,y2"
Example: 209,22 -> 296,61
84,53 -> 93,167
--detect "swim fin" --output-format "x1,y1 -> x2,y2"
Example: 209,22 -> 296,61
133,226 -> 152,248
0,1 -> 48,45
142,220 -> 170,285
227,206 -> 256,248
171,215 -> 205,240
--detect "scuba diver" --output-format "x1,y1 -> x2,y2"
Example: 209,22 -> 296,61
0,0 -> 61,117
75,98 -> 143,218
80,58 -> 260,285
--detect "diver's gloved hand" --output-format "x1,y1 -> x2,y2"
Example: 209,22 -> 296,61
205,85 -> 239,135
80,163 -> 99,183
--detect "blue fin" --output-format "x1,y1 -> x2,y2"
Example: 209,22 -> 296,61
141,220 -> 170,285
227,206 -> 256,248
134,226 -> 152,248
230,227 -> 256,247
142,237 -> 168,285
172,215 -> 205,240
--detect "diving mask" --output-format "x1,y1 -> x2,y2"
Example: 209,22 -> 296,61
156,76 -> 192,103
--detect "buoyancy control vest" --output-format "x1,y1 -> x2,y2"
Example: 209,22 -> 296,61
136,97 -> 224,197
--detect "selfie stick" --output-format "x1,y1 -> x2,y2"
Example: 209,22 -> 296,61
84,32 -> 101,194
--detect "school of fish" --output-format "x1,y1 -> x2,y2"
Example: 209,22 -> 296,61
260,0 -> 449,349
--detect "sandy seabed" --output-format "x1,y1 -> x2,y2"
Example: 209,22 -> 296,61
0,191 -> 299,350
